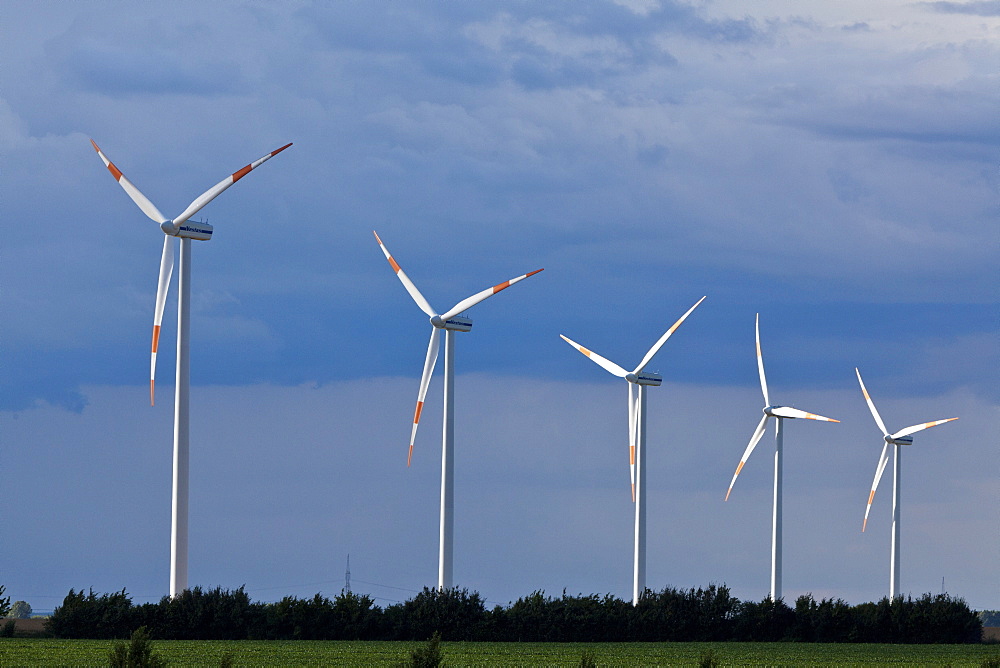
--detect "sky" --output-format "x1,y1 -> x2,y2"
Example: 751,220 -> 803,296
1,1 -> 997,614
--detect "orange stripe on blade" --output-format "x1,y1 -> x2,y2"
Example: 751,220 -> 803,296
105,159 -> 123,182
868,490 -> 876,505
413,401 -> 424,424
389,256 -> 401,273
151,325 -> 161,353
232,165 -> 253,182
492,280 -> 511,293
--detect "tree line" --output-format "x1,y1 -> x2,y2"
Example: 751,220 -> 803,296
44,585 -> 982,643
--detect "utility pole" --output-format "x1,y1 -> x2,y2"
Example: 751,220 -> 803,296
345,554 -> 351,593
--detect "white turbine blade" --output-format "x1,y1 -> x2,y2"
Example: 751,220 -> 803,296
856,368 -> 889,436
172,143 -> 292,226
863,442 -> 891,532
756,313 -> 769,407
150,235 -> 175,406
373,231 -> 437,318
769,406 -> 840,422
559,334 -> 629,378
891,417 -> 958,440
726,415 -> 770,501
408,328 -> 441,466
440,268 -> 544,321
91,139 -> 167,223
633,296 -> 706,374
628,383 -> 637,502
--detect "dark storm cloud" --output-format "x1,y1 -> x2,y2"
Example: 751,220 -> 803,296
45,19 -> 246,98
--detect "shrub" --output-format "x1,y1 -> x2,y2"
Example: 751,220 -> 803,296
108,626 -> 167,668
408,631 -> 443,668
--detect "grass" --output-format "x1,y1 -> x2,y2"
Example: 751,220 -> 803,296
1,639 -> 998,666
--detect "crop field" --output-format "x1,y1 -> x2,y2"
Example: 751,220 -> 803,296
1,639 -> 998,666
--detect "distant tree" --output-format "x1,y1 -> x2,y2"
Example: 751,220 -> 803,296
0,585 -> 10,617
47,588 -> 136,638
9,601 -> 32,619
389,587 -> 488,641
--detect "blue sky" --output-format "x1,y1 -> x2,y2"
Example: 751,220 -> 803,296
1,1 -> 997,613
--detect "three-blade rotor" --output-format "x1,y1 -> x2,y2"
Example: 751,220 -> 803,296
91,140 -> 292,405
374,231 -> 543,465
560,296 -> 706,501
855,367 -> 957,531
726,314 -> 839,501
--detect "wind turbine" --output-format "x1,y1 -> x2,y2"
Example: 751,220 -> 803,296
725,313 -> 839,601
560,296 -> 705,606
374,231 -> 543,590
92,139 -> 292,597
855,367 -> 957,599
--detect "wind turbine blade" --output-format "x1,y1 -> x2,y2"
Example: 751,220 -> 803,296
726,415 -> 769,501
769,406 -> 840,422
891,417 -> 958,440
856,368 -> 889,436
559,334 -> 629,378
150,235 -> 175,406
756,313 -> 769,407
408,328 -> 441,466
91,139 -> 168,223
628,383 -> 637,502
373,231 -> 437,318
172,143 -> 292,226
633,296 -> 706,374
863,442 -> 891,532
440,268 -> 544,321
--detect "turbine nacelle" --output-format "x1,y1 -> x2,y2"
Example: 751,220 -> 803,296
626,371 -> 662,386
160,219 -> 213,240
885,434 -> 913,446
430,315 -> 473,332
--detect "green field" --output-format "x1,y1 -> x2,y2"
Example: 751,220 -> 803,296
1,639 -> 998,666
